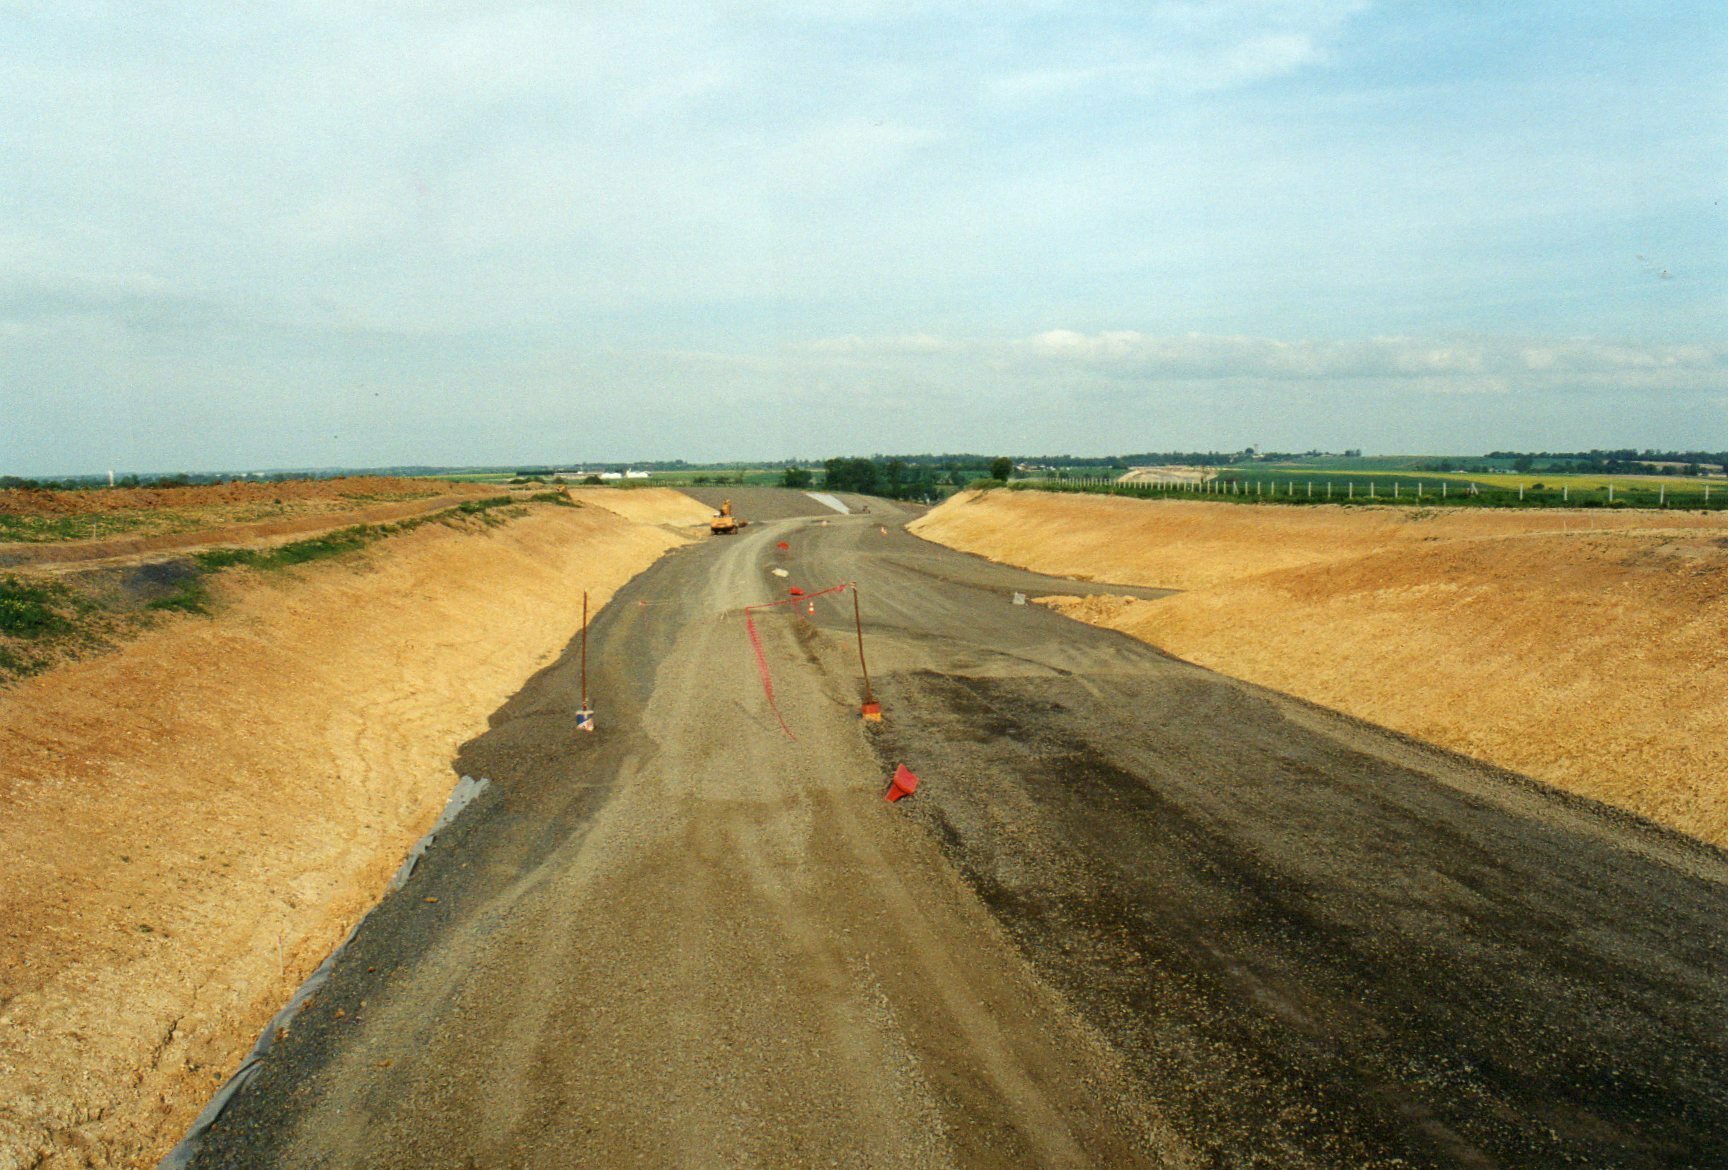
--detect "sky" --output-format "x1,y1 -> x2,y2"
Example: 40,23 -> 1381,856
3,1 -> 1724,475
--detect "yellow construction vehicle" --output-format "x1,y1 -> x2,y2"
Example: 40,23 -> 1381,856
709,498 -> 747,535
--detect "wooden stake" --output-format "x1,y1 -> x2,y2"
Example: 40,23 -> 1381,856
580,590 -> 589,707
853,586 -> 874,703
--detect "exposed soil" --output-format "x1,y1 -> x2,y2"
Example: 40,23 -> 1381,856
0,477 -> 491,550
188,492 -> 1726,1170
0,491 -> 499,570
911,490 -> 1728,848
565,485 -> 718,526
0,492 -> 700,1169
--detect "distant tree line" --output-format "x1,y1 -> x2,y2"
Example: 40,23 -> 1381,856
793,456 -> 1011,499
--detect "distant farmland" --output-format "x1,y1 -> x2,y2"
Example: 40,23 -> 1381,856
1018,467 -> 1726,510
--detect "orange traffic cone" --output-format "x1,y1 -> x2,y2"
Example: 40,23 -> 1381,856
884,764 -> 919,802
807,600 -> 815,615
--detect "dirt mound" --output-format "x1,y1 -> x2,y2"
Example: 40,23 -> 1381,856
682,486 -> 858,521
913,491 -> 1728,848
0,505 -> 688,1168
565,486 -> 714,526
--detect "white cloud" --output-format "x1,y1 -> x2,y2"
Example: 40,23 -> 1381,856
1016,330 -> 1728,383
986,0 -> 1365,100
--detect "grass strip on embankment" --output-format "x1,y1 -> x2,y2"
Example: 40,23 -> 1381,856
0,476 -> 477,544
0,495 -> 561,684
0,489 -> 701,1169
911,489 -> 1728,850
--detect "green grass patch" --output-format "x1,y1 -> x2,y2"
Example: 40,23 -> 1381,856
145,577 -> 211,614
0,576 -> 76,636
0,491 -> 578,686
0,575 -> 112,683
265,527 -> 374,566
193,494 -> 546,575
194,547 -> 261,570
454,495 -> 516,517
194,528 -> 372,572
0,511 -> 168,543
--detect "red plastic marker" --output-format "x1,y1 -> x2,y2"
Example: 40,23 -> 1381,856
884,764 -> 919,803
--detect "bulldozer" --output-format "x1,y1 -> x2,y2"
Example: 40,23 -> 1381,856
709,498 -> 747,535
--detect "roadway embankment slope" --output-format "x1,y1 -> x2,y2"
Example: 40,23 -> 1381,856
0,490 -> 702,1169
911,489 -> 1728,849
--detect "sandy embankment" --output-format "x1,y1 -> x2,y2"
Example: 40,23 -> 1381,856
0,491 -> 702,1169
912,490 -> 1728,849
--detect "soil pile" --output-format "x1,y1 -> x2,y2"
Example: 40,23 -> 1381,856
0,501 -> 693,1168
565,486 -> 717,527
912,491 -> 1728,848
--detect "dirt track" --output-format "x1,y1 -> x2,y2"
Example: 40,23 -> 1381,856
190,490 -> 1728,1169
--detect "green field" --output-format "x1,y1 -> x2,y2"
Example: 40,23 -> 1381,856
1016,469 -> 1726,510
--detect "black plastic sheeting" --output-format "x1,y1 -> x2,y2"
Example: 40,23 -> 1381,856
157,774 -> 491,1169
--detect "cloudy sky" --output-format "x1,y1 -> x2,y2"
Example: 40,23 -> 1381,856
3,2 -> 1724,475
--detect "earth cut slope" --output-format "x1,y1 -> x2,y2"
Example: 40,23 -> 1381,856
0,492 -> 702,1169
911,490 -> 1728,849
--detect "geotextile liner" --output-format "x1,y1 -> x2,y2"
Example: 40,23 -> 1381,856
157,774 -> 491,1169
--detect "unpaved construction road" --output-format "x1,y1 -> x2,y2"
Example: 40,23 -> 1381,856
189,489 -> 1727,1169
